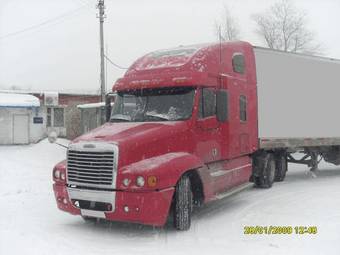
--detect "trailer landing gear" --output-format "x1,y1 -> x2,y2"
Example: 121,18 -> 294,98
287,151 -> 321,172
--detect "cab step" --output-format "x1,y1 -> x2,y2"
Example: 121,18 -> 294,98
215,183 -> 253,200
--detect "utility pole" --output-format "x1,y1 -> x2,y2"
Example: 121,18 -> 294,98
97,0 -> 106,102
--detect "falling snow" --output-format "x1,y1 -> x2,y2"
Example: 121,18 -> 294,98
1,141 -> 340,254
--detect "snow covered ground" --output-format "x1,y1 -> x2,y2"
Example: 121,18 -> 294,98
1,140 -> 340,255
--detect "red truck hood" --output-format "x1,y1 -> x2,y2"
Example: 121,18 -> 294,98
73,122 -> 186,143
72,121 -> 193,167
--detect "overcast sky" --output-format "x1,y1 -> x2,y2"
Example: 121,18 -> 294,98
0,0 -> 339,93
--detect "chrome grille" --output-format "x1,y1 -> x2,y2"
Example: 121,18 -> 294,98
67,150 -> 114,186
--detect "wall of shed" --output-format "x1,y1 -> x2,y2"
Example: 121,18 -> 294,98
0,107 -> 45,144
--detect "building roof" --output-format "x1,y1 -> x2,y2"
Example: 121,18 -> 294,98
0,93 -> 40,108
0,89 -> 100,96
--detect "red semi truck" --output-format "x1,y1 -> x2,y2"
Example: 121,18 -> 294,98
52,41 -> 340,230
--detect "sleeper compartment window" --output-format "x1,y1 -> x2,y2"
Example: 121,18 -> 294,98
239,95 -> 247,122
232,53 -> 245,74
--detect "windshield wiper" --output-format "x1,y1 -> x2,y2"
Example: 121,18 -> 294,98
145,113 -> 170,121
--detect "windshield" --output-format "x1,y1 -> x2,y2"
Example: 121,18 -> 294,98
110,87 -> 195,122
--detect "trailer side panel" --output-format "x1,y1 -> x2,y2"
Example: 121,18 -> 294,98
254,47 -> 340,140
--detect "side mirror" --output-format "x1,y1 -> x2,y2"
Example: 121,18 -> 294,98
216,90 -> 228,122
105,93 -> 115,122
48,131 -> 58,143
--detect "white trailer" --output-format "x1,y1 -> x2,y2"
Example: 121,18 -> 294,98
251,47 -> 340,181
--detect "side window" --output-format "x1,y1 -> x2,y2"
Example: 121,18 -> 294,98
232,53 -> 245,74
198,88 -> 216,119
239,95 -> 247,122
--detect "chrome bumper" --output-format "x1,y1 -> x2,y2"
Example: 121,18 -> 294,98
67,187 -> 116,218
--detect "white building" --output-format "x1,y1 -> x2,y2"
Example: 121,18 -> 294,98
0,93 -> 45,144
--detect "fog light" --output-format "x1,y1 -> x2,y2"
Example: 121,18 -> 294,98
123,206 -> 129,213
122,178 -> 130,187
54,170 -> 60,179
63,198 -> 68,204
136,176 -> 145,187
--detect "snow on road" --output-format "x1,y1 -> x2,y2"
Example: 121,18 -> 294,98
1,140 -> 340,255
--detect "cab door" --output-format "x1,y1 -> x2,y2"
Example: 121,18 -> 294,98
194,88 -> 228,197
195,87 -> 221,163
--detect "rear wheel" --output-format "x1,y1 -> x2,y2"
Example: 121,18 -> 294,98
254,153 -> 276,188
275,153 -> 288,182
173,175 -> 193,231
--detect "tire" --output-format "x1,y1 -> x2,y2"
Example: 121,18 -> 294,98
275,153 -> 287,182
173,175 -> 193,231
254,153 -> 276,188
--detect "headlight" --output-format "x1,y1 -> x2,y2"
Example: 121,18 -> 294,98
61,173 -> 66,180
136,176 -> 145,187
54,170 -> 60,179
122,178 -> 130,187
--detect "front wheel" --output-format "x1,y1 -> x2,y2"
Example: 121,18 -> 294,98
254,153 -> 276,188
173,175 -> 193,231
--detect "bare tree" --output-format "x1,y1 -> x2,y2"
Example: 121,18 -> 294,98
65,102 -> 82,140
253,0 -> 322,54
9,85 -> 22,90
214,5 -> 240,41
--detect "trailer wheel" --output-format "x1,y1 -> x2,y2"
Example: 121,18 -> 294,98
173,174 -> 193,231
254,153 -> 276,188
275,153 -> 287,182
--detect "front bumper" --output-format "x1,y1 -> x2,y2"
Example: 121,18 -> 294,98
53,183 -> 175,226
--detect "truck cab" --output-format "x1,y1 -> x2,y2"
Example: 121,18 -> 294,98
52,41 -> 262,230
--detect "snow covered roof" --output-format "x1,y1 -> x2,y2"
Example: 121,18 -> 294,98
0,93 -> 40,108
134,44 -> 207,71
0,89 -> 99,96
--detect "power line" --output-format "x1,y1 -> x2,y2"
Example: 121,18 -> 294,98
0,4 -> 91,40
104,54 -> 129,70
